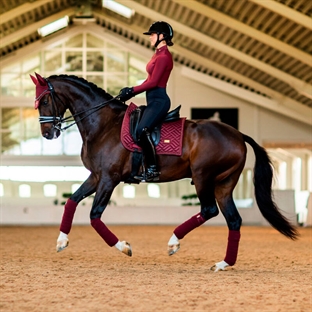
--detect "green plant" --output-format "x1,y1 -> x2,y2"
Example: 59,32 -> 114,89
181,193 -> 200,206
57,192 -> 116,206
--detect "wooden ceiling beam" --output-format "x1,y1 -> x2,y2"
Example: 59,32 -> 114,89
91,11 -> 311,125
171,0 -> 311,66
125,0 -> 312,99
0,8 -> 76,49
0,0 -> 55,25
248,0 -> 312,30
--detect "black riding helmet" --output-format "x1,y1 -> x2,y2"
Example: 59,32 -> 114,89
143,21 -> 174,48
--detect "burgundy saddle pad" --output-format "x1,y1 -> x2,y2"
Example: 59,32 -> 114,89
121,103 -> 185,156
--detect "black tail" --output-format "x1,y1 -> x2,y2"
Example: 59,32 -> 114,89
243,134 -> 298,240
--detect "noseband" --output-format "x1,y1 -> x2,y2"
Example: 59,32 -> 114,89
38,79 -> 118,132
38,80 -> 64,131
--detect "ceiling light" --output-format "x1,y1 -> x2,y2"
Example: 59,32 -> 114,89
102,0 -> 134,18
38,16 -> 69,37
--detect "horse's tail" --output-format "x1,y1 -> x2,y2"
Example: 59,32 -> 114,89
243,134 -> 298,240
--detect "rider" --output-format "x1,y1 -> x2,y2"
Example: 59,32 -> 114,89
118,21 -> 174,182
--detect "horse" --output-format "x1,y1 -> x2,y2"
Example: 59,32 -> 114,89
30,72 -> 298,271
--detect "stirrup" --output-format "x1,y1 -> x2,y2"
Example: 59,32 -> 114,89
134,166 -> 160,182
134,171 -> 160,182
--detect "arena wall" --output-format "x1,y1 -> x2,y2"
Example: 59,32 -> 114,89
1,189 -> 297,226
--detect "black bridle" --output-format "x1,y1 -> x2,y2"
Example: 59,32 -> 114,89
39,79 -> 119,132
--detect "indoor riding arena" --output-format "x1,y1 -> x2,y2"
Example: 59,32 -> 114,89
1,1 -> 311,312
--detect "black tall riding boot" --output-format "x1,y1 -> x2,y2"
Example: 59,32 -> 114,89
134,128 -> 160,182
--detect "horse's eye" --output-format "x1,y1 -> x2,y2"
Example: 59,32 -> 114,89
43,100 -> 48,106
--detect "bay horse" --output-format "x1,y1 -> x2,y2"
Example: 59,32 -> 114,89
30,73 -> 298,271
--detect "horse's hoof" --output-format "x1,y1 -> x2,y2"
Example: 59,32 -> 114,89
121,241 -> 132,257
168,243 -> 180,256
210,260 -> 229,272
56,239 -> 69,252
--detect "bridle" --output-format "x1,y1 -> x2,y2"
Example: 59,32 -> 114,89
39,79 -> 119,132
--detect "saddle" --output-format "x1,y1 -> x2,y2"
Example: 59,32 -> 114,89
121,103 -> 185,184
129,105 -> 181,145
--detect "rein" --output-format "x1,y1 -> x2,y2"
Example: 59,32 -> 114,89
39,79 -> 118,132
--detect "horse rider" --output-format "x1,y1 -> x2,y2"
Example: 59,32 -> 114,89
118,21 -> 174,182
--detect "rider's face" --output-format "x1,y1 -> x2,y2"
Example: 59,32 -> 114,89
150,33 -> 164,47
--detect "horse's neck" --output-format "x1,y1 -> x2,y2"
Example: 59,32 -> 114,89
70,103 -> 123,142
54,78 -> 124,141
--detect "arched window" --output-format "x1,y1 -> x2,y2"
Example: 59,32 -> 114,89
71,183 -> 81,193
147,184 -> 160,198
19,184 -> 31,198
1,30 -> 146,156
123,185 -> 135,198
43,184 -> 57,197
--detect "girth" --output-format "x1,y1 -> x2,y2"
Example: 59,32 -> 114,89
129,105 -> 181,145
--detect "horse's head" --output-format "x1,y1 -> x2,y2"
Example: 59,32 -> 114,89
30,72 -> 65,140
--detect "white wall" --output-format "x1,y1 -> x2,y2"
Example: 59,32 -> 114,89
0,190 -> 296,227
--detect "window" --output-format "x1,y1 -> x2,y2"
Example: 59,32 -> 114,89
71,183 -> 81,193
123,185 -> 135,198
0,183 -> 3,197
1,31 -> 147,155
233,168 -> 254,208
147,184 -> 160,198
293,158 -> 302,191
0,166 -> 89,182
19,184 -> 31,198
43,184 -> 57,197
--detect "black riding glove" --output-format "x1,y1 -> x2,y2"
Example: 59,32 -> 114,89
119,87 -> 134,102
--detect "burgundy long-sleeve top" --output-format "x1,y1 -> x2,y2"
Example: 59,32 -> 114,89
133,45 -> 173,94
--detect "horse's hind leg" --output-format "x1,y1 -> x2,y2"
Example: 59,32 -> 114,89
56,174 -> 97,252
212,179 -> 242,271
168,183 -> 219,255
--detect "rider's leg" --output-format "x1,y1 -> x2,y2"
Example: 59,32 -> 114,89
134,88 -> 170,181
134,127 -> 159,181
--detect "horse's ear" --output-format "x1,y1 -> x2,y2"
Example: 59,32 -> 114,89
30,74 -> 38,85
35,72 -> 47,86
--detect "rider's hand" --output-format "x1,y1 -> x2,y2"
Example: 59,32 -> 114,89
118,87 -> 134,102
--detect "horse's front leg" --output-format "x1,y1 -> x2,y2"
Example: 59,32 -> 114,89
56,174 -> 97,252
90,179 -> 132,257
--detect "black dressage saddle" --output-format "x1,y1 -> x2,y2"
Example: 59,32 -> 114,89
129,105 -> 181,145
